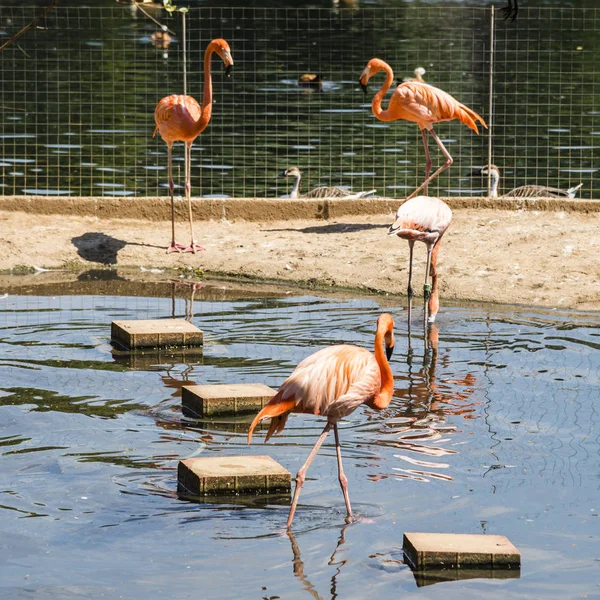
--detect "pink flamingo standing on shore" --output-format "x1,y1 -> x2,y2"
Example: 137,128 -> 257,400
388,196 -> 453,324
248,313 -> 395,529
154,38 -> 233,253
359,58 -> 486,199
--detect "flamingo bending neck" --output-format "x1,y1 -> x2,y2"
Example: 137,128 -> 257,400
369,60 -> 396,122
369,319 -> 394,410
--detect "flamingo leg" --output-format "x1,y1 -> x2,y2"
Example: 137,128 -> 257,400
421,129 -> 432,196
183,141 -> 205,254
333,423 -> 352,519
427,238 -> 443,323
287,422 -> 333,529
407,240 -> 415,330
406,127 -> 453,200
166,143 -> 186,253
423,243 -> 433,324
407,240 -> 415,299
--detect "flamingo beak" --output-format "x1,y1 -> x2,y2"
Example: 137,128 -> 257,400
386,344 -> 394,360
225,64 -> 233,77
360,81 -> 368,95
387,218 -> 402,236
277,170 -> 287,179
384,329 -> 394,360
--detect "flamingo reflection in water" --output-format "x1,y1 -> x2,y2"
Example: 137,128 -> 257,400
367,323 -> 479,485
285,524 -> 351,600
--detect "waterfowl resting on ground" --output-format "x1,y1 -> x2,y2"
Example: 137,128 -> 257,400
248,313 -> 395,528
470,164 -> 583,199
359,58 -> 486,200
279,167 -> 377,199
154,38 -> 233,253
388,196 -> 453,324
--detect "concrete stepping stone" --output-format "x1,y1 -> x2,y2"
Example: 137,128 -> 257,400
403,532 -> 521,570
111,319 -> 203,350
178,455 -> 291,496
182,383 -> 276,417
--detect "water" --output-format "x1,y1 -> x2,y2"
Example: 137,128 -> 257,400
0,2 -> 597,199
0,276 -> 598,598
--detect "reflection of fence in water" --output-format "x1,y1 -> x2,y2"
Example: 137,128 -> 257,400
0,6 -> 597,198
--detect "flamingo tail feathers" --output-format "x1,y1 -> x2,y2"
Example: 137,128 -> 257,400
247,396 -> 296,444
455,103 -> 487,134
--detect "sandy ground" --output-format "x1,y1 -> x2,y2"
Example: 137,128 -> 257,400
1,208 -> 599,310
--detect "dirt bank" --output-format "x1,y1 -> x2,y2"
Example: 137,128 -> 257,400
1,207 -> 599,310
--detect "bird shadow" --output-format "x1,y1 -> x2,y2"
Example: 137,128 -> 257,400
266,223 -> 388,235
71,232 -> 163,265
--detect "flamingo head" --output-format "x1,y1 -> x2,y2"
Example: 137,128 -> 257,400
359,58 -> 390,94
211,38 -> 234,76
377,313 -> 395,360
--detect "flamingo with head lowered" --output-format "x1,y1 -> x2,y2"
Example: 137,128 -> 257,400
359,58 -> 486,200
154,38 -> 233,253
248,313 -> 395,529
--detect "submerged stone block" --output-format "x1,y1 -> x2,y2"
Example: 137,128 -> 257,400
111,319 -> 203,349
178,455 -> 291,496
403,532 -> 521,570
182,383 -> 276,417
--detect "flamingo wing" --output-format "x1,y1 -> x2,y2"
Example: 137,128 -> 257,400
392,196 -> 453,240
153,95 -> 203,142
392,82 -> 487,133
247,345 -> 380,442
280,345 -> 380,419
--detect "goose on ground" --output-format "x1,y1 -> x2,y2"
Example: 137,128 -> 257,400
279,167 -> 377,199
470,164 -> 583,199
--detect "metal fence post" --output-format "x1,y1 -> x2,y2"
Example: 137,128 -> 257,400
487,6 -> 495,197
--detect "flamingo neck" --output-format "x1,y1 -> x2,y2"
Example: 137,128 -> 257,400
371,64 -> 394,122
289,173 -> 301,199
488,170 -> 499,198
192,43 -> 216,137
370,327 -> 394,410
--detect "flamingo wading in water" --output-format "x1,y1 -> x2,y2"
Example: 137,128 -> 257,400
388,196 -> 452,324
359,59 -> 486,200
248,313 -> 395,529
154,38 -> 233,253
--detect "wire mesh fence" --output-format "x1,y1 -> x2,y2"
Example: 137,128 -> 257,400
0,5 -> 597,199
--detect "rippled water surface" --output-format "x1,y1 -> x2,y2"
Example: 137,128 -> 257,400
0,279 -> 598,599
0,2 -> 598,198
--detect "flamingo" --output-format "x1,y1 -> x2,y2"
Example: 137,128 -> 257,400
248,313 -> 395,529
359,58 -> 486,200
388,196 -> 452,324
154,38 -> 233,253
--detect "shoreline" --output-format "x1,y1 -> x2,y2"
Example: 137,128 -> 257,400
2,207 -> 599,311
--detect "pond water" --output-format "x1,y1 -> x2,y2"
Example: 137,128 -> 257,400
0,278 -> 598,599
0,1 -> 597,199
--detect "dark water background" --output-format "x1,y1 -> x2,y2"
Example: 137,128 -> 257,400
0,1 -> 598,199
0,277 -> 598,598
